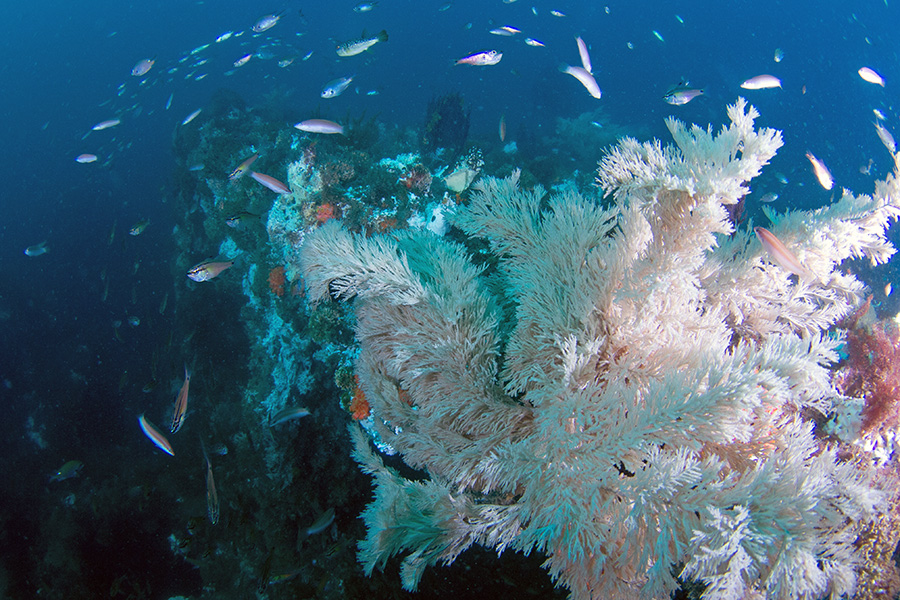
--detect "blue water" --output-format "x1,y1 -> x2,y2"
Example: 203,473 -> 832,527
2,0 -> 899,597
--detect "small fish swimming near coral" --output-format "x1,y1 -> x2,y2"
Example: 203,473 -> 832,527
49,460 -> 83,482
226,211 -> 262,228
455,50 -> 502,66
269,406 -> 311,426
304,507 -> 335,536
228,153 -> 258,181
663,81 -> 704,105
755,226 -> 810,279
250,171 -> 291,194
336,30 -> 388,57
129,219 -> 150,236
294,119 -> 344,134
170,365 -> 190,434
187,259 -> 235,282
138,414 -> 174,456
75,153 -> 97,163
234,53 -> 252,68
874,121 -> 896,153
353,1 -> 378,12
805,151 -> 834,190
24,241 -> 49,257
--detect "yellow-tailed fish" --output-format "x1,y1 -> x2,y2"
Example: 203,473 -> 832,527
138,414 -> 175,456
171,365 -> 191,433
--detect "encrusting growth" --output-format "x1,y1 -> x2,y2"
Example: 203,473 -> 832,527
300,99 -> 900,600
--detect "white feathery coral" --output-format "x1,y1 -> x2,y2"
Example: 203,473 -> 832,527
300,99 -> 900,600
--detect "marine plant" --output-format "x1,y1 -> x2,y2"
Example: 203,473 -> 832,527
300,99 -> 900,599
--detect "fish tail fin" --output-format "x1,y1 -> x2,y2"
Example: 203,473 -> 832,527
557,63 -> 571,73
377,30 -> 388,42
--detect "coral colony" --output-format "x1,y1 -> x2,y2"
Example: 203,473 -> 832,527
296,100 -> 900,599
169,91 -> 900,597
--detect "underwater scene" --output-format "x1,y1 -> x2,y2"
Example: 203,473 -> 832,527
3,0 -> 900,598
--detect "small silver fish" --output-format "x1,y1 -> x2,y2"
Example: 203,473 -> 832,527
321,76 -> 354,98
874,121 -> 896,153
336,30 -> 388,57
663,82 -> 704,105
741,74 -> 782,90
455,50 -> 502,66
252,12 -> 283,33
131,58 -> 155,76
182,109 -> 202,125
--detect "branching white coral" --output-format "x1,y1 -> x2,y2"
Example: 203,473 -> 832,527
300,99 -> 899,600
